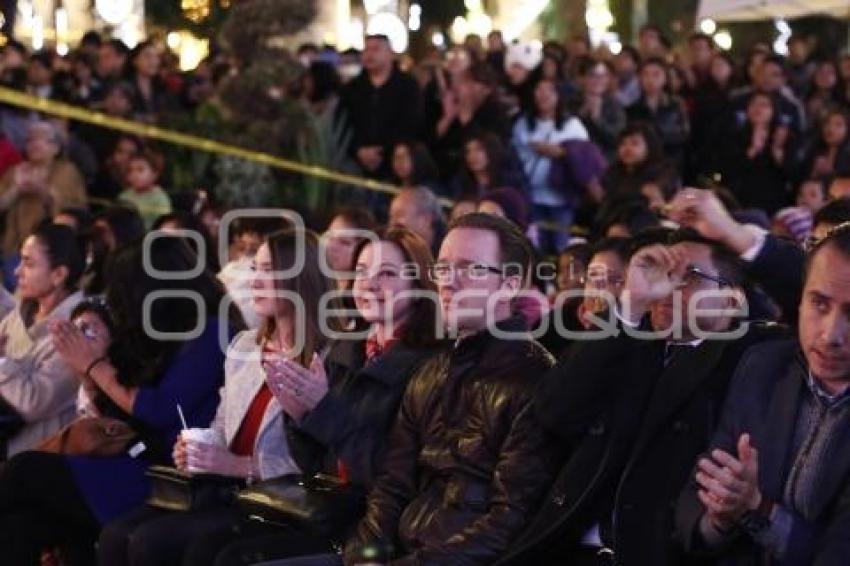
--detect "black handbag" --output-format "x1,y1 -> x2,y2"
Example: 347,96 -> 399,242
236,473 -> 363,534
145,465 -> 243,512
0,396 -> 24,459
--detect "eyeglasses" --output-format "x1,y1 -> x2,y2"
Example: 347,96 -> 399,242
804,221 -> 850,253
73,320 -> 99,341
680,265 -> 729,288
428,262 -> 503,283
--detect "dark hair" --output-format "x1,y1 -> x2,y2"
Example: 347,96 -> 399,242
560,242 -> 592,265
4,39 -> 27,57
688,33 -> 713,46
232,216 -> 290,239
391,140 -> 439,187
328,206 -> 377,233
129,149 -> 164,176
30,223 -> 86,291
57,207 -> 93,235
151,211 -> 221,273
600,198 -> 661,237
296,43 -> 319,55
590,237 -> 631,265
578,57 -> 615,77
639,56 -> 668,74
29,51 -> 53,70
460,131 -> 509,197
105,237 -> 243,388
618,45 -> 641,66
350,226 -> 439,347
667,228 -> 747,288
618,121 -> 665,165
70,298 -> 115,338
97,205 -> 146,249
104,39 -> 129,57
465,62 -> 499,90
448,212 -> 533,279
761,55 -> 787,73
805,221 -> 850,282
305,61 -> 341,103
627,226 -> 676,257
814,198 -> 850,228
80,30 -> 102,48
101,79 -> 134,102
259,229 -> 337,368
814,108 -> 850,152
525,75 -> 569,130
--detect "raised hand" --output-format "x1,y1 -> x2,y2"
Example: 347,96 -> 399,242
621,244 -> 686,322
696,433 -> 763,530
264,353 -> 328,422
668,187 -> 759,256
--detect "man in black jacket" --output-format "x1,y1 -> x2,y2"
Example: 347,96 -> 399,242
344,213 -> 558,565
500,229 -> 787,566
676,222 -> 850,565
336,34 -> 422,180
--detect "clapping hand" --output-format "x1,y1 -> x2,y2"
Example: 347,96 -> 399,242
264,353 -> 329,422
696,433 -> 764,531
49,320 -> 109,377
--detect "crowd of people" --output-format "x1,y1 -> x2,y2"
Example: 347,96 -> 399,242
0,19 -> 844,566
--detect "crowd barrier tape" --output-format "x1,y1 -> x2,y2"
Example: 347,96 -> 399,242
0,87 -> 572,235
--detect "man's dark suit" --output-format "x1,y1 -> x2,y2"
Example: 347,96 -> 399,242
677,339 -> 850,566
497,320 -> 785,566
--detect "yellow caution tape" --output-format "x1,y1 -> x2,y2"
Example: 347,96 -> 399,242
0,87 -> 571,235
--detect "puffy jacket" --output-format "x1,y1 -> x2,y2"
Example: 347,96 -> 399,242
344,316 -> 558,565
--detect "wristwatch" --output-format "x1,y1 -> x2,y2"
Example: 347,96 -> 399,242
739,496 -> 774,536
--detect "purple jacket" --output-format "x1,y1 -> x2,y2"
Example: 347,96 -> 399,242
548,140 -> 607,204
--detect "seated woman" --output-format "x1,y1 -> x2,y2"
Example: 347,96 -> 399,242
0,236 -> 241,565
449,131 -> 528,200
0,223 -> 85,458
799,108 -> 850,181
601,122 -> 679,203
0,120 -> 88,290
389,140 -> 442,195
201,226 -> 441,566
98,228 -> 338,566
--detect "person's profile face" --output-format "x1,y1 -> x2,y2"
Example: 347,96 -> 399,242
15,236 -> 63,300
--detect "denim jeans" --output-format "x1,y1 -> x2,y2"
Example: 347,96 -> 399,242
533,204 -> 574,255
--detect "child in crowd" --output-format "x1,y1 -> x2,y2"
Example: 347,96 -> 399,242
796,177 -> 828,213
118,151 -> 171,229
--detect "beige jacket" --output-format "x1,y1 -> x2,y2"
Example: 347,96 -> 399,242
0,159 -> 88,255
0,291 -> 83,456
202,329 -> 300,479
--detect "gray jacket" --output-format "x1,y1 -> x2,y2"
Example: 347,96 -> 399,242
0,291 -> 83,456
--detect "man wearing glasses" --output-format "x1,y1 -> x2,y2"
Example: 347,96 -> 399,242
344,213 -> 558,565
500,229 -> 784,566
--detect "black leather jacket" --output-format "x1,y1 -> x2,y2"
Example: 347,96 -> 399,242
344,316 -> 558,565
